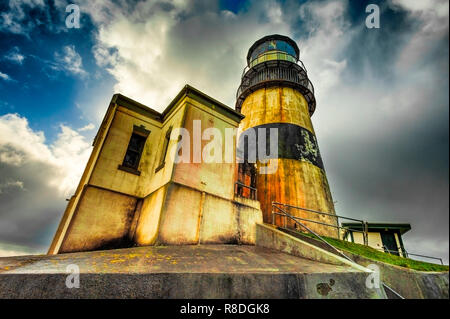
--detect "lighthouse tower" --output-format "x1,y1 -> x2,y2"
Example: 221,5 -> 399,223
236,34 -> 338,237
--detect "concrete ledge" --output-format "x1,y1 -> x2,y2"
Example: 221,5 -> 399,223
0,245 -> 388,299
256,223 -> 369,272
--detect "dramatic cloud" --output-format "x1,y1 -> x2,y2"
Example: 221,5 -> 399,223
0,113 -> 92,252
310,1 -> 449,262
0,180 -> 24,194
82,0 -> 292,111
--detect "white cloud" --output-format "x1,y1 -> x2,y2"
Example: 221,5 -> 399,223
4,46 -> 25,64
0,113 -> 92,253
297,0 -> 352,97
82,0 -> 350,112
0,180 -> 24,194
0,71 -> 14,82
0,242 -> 38,257
0,113 -> 91,196
391,0 -> 449,74
391,0 -> 449,18
0,0 -> 45,36
54,45 -> 87,77
79,0 -> 292,111
78,123 -> 95,132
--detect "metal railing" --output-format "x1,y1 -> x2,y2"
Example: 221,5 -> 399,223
272,203 -> 355,263
237,64 -> 314,96
377,246 -> 444,265
272,202 -> 369,245
236,55 -> 316,114
271,203 -> 405,299
271,202 -> 445,266
234,182 -> 257,200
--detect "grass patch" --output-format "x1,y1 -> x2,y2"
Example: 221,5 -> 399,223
288,230 -> 449,272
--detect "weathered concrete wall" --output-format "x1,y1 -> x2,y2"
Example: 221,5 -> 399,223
59,186 -> 137,253
48,103 -> 117,255
88,108 -> 161,198
158,183 -> 203,244
345,252 -> 449,299
132,186 -> 167,246
157,183 -> 263,245
233,197 -> 263,245
172,99 -> 239,200
200,195 -> 238,244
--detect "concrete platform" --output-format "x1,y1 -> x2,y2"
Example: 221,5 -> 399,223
0,245 -> 384,298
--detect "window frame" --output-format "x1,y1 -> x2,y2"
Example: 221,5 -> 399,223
155,126 -> 172,173
118,125 -> 150,176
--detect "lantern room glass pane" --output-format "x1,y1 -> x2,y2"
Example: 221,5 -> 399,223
249,40 -> 297,65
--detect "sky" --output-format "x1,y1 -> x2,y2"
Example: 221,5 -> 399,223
0,0 -> 448,263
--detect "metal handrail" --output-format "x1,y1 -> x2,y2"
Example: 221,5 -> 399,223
382,283 -> 405,299
272,202 -> 368,244
378,246 -> 444,265
272,202 -> 446,267
272,203 -> 405,299
235,181 -> 257,200
272,204 -> 355,263
272,202 -> 362,222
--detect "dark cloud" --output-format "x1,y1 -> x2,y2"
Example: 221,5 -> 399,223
0,160 -> 64,249
315,1 -> 449,262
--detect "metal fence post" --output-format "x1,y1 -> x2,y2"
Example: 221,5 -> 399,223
336,216 -> 340,240
364,222 -> 369,245
272,202 -> 275,225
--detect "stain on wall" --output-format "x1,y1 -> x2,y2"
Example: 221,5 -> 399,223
59,186 -> 137,253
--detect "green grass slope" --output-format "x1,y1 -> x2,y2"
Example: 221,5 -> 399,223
288,230 -> 449,272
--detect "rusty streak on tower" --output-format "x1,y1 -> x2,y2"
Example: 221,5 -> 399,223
236,34 -> 338,237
